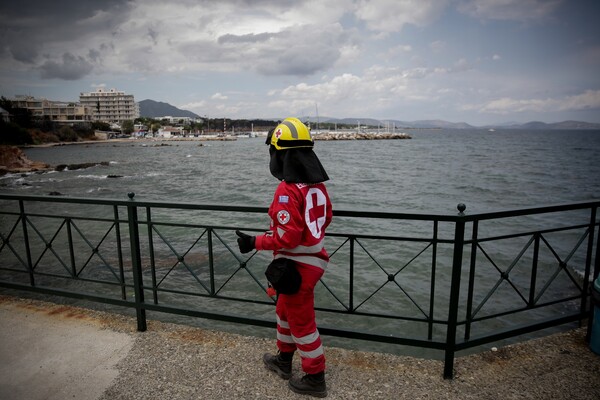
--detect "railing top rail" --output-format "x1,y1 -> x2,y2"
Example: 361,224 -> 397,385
1,193 -> 598,222
461,200 -> 600,222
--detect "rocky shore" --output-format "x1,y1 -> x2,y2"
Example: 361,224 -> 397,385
0,145 -> 114,176
0,145 -> 51,175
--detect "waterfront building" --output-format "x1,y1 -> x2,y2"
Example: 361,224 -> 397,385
10,95 -> 92,124
79,88 -> 139,124
158,116 -> 200,125
157,126 -> 185,138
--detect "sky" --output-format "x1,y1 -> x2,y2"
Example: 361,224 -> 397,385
1,0 -> 599,126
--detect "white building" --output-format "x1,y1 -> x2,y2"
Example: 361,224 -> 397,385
157,126 -> 185,138
79,88 -> 139,124
158,116 -> 199,125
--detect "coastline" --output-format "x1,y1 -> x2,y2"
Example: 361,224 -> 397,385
19,136 -> 238,148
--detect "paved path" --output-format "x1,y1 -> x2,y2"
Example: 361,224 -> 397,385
1,294 -> 599,399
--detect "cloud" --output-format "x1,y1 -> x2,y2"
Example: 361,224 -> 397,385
39,53 -> 94,80
0,0 -> 132,78
474,90 -> 600,114
268,64 -> 453,116
1,0 -> 546,83
211,93 -> 228,100
355,0 -> 448,33
178,100 -> 207,111
451,58 -> 473,72
457,0 -> 563,21
180,22 -> 352,77
430,40 -> 446,52
560,90 -> 600,111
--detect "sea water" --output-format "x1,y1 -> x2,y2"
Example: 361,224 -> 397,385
1,129 -> 599,355
4,129 -> 598,213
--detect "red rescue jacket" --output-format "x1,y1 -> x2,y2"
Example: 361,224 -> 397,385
255,181 -> 332,271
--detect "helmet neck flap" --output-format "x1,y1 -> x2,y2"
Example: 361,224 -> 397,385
269,145 -> 329,184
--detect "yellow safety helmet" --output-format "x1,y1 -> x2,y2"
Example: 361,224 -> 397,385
268,117 -> 313,150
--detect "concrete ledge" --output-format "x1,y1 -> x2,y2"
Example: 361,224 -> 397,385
1,295 -> 599,400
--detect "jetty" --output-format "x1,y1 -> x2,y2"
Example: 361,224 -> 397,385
314,132 -> 411,140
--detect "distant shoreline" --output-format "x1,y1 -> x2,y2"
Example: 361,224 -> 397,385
19,136 -> 238,148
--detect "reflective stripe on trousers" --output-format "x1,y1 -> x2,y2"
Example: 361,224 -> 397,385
275,264 -> 325,374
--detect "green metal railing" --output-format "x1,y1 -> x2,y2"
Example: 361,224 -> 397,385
0,193 -> 598,378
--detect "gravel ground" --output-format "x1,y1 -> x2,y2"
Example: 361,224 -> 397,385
1,294 -> 599,400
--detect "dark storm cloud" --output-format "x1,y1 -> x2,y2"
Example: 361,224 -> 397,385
39,52 -> 94,80
148,27 -> 159,46
0,0 -> 133,79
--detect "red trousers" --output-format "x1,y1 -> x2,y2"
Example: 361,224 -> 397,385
275,264 -> 325,374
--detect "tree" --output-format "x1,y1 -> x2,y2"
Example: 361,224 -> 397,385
0,97 -> 33,128
0,120 -> 33,145
121,120 -> 134,135
92,121 -> 111,131
57,125 -> 78,142
150,122 -> 161,134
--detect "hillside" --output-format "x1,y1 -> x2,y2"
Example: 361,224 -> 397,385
320,117 -> 475,129
138,99 -> 200,119
509,120 -> 600,130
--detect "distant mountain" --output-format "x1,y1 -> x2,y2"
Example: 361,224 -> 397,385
319,117 -> 599,130
136,102 -> 599,130
138,99 -> 200,119
506,120 -> 600,130
395,119 -> 475,129
319,117 -> 383,127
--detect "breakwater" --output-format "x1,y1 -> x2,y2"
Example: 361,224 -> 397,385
314,131 -> 411,140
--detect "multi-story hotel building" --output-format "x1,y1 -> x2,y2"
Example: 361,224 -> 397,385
79,88 -> 139,124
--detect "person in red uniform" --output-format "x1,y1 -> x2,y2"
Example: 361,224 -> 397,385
236,117 -> 332,398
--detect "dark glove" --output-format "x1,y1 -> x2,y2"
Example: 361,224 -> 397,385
236,230 -> 255,254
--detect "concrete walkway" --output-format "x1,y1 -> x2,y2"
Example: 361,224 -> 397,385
1,294 -> 599,400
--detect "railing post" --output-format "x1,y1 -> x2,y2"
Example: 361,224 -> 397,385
146,207 -> 159,304
464,219 -> 478,341
349,236 -> 355,312
429,221 -> 438,340
444,203 -> 466,379
113,205 -> 127,300
586,206 -> 599,342
66,218 -> 77,278
18,200 -> 35,286
126,193 -> 147,332
208,228 -> 215,295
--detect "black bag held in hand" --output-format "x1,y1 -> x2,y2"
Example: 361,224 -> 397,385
265,258 -> 301,295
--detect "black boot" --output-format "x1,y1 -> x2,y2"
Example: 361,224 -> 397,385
263,351 -> 293,380
288,371 -> 327,398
